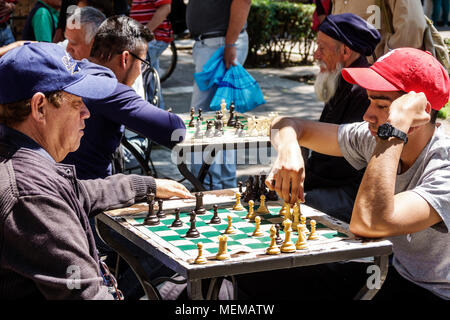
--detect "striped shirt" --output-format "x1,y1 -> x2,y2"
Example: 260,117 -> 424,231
130,0 -> 173,43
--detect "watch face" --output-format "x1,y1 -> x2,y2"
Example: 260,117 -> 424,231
377,123 -> 392,139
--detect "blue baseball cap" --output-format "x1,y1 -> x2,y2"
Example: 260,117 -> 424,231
0,42 -> 117,104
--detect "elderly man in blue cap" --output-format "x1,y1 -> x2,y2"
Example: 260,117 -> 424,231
303,13 -> 381,222
0,42 -> 191,299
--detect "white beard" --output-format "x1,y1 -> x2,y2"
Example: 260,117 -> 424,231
314,62 -> 343,103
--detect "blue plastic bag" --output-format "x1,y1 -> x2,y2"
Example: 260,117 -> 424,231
210,63 -> 266,113
194,46 -> 266,113
193,47 -> 226,91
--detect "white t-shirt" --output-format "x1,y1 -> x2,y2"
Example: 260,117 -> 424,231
338,121 -> 450,300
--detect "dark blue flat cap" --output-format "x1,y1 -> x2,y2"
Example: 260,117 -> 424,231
318,13 -> 381,56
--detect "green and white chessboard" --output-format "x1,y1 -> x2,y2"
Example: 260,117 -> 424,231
124,203 -> 352,263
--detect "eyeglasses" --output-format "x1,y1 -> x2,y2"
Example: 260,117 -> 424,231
129,51 -> 151,74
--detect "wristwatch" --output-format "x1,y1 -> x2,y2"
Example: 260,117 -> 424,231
377,123 -> 408,144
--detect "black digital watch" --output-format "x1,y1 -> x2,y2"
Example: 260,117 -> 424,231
377,123 -> 408,144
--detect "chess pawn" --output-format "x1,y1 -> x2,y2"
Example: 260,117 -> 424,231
275,224 -> 283,246
295,225 -> 308,250
233,192 -> 245,211
252,216 -> 265,237
185,210 -> 200,238
224,215 -> 236,234
280,219 -> 296,253
266,225 -> 281,255
209,204 -> 221,224
171,208 -> 183,228
308,219 -> 319,240
256,195 -> 270,214
279,202 -> 289,217
156,199 -> 166,218
194,242 -> 208,264
220,99 -> 228,122
144,192 -> 160,226
246,200 -> 256,221
227,104 -> 236,127
216,235 -> 231,260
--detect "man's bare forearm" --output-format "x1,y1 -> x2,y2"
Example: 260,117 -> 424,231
226,0 -> 251,45
351,138 -> 404,237
146,4 -> 171,32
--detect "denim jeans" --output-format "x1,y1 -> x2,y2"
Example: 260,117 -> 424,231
190,148 -> 237,190
146,39 -> 169,109
0,24 -> 15,47
191,31 -> 249,111
189,32 -> 248,190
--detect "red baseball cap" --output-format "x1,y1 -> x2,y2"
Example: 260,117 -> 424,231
341,48 -> 450,110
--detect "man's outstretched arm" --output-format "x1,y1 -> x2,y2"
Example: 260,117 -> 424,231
266,117 -> 341,204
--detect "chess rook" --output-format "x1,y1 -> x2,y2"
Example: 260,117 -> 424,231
194,192 -> 206,215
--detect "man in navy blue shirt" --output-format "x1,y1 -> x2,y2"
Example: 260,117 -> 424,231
62,15 -> 186,180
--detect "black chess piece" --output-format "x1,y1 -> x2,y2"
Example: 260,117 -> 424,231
198,108 -> 203,121
195,192 -> 206,215
243,177 -> 254,202
205,120 -> 214,137
188,107 -> 195,127
157,199 -> 166,218
144,192 -> 160,225
209,204 -> 221,224
259,174 -> 268,197
238,181 -> 243,194
233,113 -> 239,128
185,210 -> 200,238
254,175 -> 261,200
227,103 -> 236,127
266,189 -> 279,201
275,224 -> 283,245
171,208 -> 183,227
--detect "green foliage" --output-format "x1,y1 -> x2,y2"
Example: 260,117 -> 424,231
246,0 -> 316,67
438,101 -> 450,119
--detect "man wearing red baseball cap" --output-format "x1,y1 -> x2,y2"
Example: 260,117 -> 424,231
264,48 -> 450,300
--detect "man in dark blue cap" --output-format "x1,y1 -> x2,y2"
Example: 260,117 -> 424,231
0,42 -> 191,299
303,13 -> 381,222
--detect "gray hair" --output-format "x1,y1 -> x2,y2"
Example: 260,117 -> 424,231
66,6 -> 106,44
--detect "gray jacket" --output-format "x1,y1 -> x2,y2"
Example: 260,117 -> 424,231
0,125 -> 156,299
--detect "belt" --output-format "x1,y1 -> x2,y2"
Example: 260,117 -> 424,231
194,28 -> 245,41
0,22 -> 8,29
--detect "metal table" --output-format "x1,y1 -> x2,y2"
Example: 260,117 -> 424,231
173,112 -> 272,191
95,190 -> 392,300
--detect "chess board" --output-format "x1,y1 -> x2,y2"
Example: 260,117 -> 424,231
184,114 -> 249,138
118,202 -> 353,264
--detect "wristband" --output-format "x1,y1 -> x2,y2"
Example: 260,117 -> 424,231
225,43 -> 236,48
